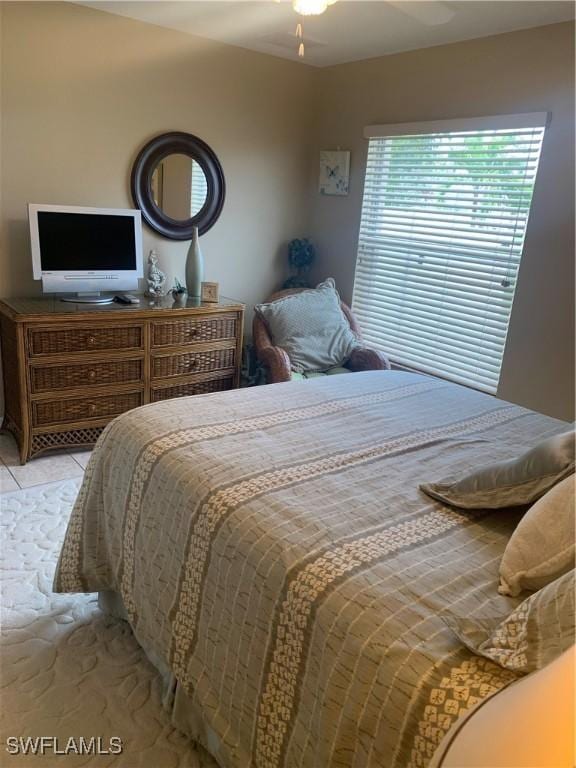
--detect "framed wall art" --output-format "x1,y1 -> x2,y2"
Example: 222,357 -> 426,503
319,150 -> 350,196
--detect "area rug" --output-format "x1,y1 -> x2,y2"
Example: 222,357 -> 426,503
1,479 -> 218,767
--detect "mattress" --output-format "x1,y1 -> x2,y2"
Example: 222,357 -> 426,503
54,370 -> 569,768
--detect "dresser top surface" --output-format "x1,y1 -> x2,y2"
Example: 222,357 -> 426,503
0,295 -> 244,321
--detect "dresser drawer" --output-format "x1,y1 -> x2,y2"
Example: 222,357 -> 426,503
152,315 -> 237,348
151,375 -> 234,402
32,390 -> 143,427
152,347 -> 235,380
31,358 -> 144,393
28,325 -> 143,356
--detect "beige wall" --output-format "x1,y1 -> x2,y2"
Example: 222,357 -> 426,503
1,5 -> 574,421
0,1 -> 314,315
308,22 -> 575,421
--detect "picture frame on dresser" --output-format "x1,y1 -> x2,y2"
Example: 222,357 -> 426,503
0,296 -> 244,463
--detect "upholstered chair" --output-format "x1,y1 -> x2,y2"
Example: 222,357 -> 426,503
253,288 -> 391,384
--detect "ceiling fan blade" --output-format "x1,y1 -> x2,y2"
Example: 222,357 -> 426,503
387,1 -> 456,27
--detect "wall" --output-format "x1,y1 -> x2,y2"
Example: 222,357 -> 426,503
0,1 -> 314,314
1,6 -> 574,422
308,23 -> 575,421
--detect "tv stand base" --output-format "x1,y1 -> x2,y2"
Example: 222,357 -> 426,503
60,293 -> 114,304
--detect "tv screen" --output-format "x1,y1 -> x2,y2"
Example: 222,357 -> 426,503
37,211 -> 137,271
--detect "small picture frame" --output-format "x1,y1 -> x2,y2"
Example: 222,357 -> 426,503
201,281 -> 219,303
319,150 -> 350,196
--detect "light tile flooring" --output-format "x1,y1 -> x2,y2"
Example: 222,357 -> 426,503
0,432 -> 91,493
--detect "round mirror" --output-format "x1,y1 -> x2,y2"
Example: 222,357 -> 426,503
131,132 -> 225,240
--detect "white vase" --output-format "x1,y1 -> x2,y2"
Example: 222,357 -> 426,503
185,227 -> 203,299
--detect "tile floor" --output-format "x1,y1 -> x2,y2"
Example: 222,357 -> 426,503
0,432 -> 91,493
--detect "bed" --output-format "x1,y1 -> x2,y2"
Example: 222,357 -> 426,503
53,370 -> 569,768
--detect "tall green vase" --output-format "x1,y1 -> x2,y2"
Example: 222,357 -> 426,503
185,226 -> 203,299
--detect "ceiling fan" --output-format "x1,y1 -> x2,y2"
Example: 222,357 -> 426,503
281,0 -> 456,57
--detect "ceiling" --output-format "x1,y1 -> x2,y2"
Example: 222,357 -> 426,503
78,1 -> 575,67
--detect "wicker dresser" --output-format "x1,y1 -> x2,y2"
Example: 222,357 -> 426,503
0,296 -> 244,463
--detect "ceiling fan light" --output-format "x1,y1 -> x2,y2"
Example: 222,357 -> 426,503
292,0 -> 330,16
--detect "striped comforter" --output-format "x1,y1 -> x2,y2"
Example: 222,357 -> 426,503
54,371 -> 568,768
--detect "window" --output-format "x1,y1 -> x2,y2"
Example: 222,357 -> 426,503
352,113 -> 547,393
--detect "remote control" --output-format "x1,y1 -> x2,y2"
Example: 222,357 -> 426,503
113,294 -> 140,305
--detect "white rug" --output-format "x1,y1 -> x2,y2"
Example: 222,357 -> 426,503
1,479 -> 218,767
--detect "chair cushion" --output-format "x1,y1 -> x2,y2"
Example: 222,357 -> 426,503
255,279 -> 359,373
290,366 -> 352,381
325,366 -> 352,376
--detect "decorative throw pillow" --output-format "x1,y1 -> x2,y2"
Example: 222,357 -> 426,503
255,278 -> 359,373
419,430 -> 574,509
444,569 -> 575,674
498,474 -> 575,596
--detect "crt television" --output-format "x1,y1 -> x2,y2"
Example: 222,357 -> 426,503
29,204 -> 143,303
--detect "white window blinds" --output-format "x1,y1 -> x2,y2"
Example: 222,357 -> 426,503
191,161 -> 208,216
352,114 -> 546,393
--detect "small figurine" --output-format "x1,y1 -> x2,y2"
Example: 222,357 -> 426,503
146,249 -> 166,297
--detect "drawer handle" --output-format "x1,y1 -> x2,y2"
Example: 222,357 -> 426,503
88,369 -> 97,380
188,359 -> 198,369
88,403 -> 98,416
187,327 -> 199,336
86,335 -> 97,346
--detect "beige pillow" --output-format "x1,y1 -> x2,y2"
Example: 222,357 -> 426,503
420,430 -> 574,510
444,569 -> 575,674
499,474 -> 575,596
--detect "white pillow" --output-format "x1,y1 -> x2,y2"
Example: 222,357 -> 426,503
499,474 -> 575,596
255,279 -> 359,373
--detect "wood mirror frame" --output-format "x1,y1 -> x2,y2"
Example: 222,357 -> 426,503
131,132 -> 225,240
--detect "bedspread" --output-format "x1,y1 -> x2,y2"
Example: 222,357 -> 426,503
54,371 -> 568,768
